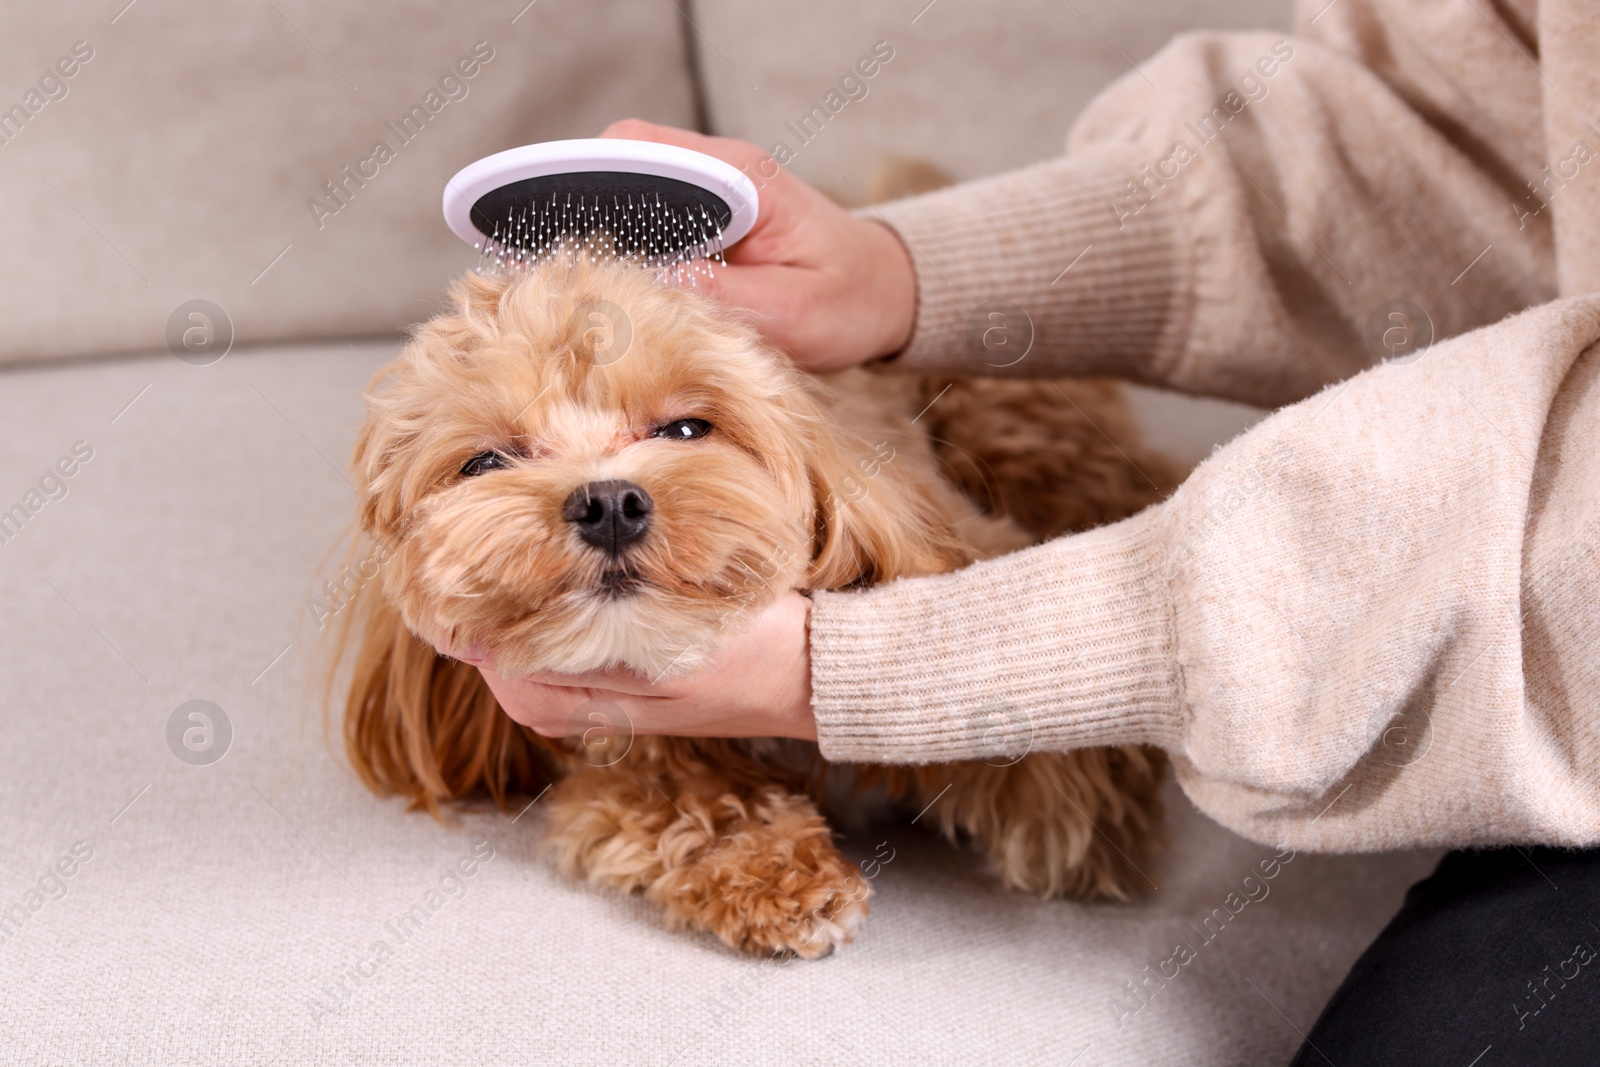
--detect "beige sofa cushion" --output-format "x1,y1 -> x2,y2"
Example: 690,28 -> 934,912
691,0 -> 1293,188
0,2 -> 697,365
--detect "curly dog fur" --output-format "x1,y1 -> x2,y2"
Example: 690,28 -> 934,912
335,254 -> 1179,958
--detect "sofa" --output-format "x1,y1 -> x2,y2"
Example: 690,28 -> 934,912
0,2 -> 1438,1063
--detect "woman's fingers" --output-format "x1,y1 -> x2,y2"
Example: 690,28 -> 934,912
593,120 -> 914,370
598,118 -> 769,172
469,593 -> 817,741
476,668 -> 598,737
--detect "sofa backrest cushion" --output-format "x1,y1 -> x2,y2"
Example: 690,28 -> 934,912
0,2 -> 697,365
690,0 -> 1293,189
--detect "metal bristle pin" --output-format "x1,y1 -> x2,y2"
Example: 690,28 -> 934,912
442,139 -> 758,287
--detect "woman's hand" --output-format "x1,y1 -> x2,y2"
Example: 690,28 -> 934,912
453,592 -> 818,741
599,118 -> 917,372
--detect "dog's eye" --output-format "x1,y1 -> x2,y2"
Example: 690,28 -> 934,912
653,418 -> 712,441
459,450 -> 509,477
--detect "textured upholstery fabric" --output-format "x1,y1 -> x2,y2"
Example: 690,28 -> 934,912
0,1 -> 697,365
0,341 -> 1433,1064
690,0 -> 1296,187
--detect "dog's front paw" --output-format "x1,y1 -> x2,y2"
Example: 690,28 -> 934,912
687,841 -> 869,959
652,789 -> 870,959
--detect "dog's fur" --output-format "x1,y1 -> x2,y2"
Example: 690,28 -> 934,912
338,254 -> 1179,958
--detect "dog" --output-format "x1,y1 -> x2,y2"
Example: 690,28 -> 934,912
336,253 -> 1178,958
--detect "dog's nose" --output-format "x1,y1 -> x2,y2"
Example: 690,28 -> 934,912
562,479 -> 653,554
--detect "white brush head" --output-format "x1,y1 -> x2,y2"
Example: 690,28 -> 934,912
442,138 -> 759,278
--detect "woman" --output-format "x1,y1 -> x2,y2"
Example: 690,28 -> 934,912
455,1 -> 1600,1059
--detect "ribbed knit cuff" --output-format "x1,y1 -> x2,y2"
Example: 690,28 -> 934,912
809,510 -> 1184,764
867,152 -> 1188,380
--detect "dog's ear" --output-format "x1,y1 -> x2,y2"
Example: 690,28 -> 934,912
351,272 -> 519,538
798,398 -> 973,592
350,390 -> 409,539
332,567 -> 556,816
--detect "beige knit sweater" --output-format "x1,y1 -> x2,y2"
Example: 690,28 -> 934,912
810,0 -> 1600,852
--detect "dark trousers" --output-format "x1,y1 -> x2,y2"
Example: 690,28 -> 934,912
1291,845 -> 1600,1066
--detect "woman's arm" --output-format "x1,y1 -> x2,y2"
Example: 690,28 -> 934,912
874,24 -> 1553,407
811,294 -> 1600,851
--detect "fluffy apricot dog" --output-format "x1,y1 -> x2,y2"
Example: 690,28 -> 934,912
338,255 -> 1177,958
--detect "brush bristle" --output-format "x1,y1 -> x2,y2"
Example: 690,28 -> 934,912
471,178 -> 731,286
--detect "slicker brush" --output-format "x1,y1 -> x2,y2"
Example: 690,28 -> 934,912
442,138 -> 760,284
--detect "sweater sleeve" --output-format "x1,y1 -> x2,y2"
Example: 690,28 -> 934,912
811,296 -> 1600,852
871,20 -> 1554,408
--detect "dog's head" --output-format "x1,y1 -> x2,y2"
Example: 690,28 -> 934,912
352,257 -> 962,680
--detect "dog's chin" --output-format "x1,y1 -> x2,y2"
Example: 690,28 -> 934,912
485,585 -> 762,679
596,569 -> 639,599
